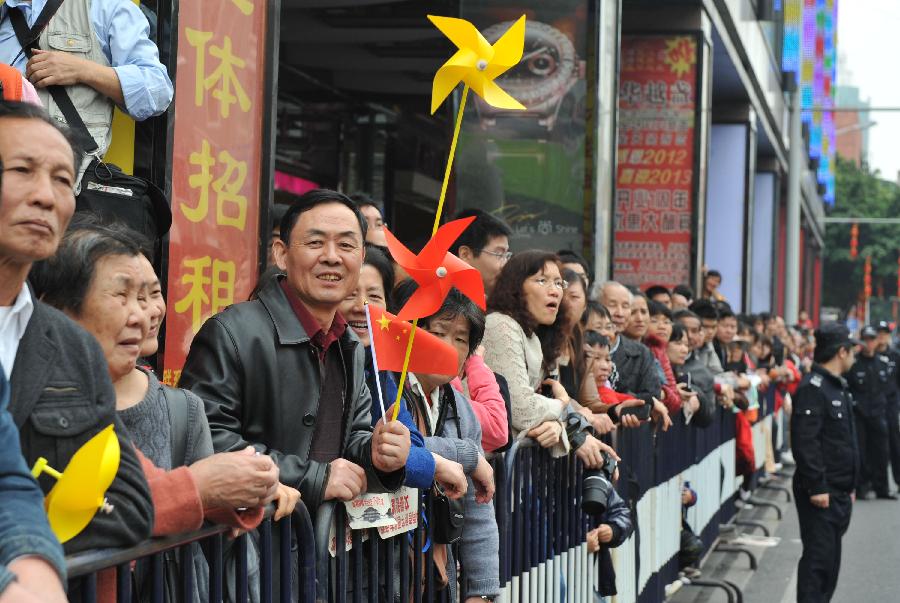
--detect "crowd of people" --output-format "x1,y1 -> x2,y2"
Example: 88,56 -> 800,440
3,92 -> 847,602
0,3 -> 890,602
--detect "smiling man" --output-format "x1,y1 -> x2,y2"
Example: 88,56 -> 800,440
180,189 -> 410,511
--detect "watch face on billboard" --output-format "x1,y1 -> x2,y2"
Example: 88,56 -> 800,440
455,1 -> 589,252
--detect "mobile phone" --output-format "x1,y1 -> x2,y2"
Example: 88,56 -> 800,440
619,402 -> 652,421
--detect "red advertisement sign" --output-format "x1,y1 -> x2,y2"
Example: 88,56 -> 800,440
163,0 -> 269,385
613,35 -> 698,288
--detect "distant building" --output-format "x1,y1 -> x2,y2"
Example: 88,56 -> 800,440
835,85 -> 871,167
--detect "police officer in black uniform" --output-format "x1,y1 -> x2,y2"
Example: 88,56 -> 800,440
875,321 -> 900,490
845,325 -> 895,499
792,323 -> 860,603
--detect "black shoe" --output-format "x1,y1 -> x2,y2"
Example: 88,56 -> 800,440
875,492 -> 898,500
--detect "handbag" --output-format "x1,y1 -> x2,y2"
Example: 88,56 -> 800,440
9,3 -> 171,243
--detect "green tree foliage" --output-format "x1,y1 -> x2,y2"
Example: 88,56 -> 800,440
824,156 -> 900,312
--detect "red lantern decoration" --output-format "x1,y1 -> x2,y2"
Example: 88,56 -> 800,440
864,254 -> 873,299
850,223 -> 859,259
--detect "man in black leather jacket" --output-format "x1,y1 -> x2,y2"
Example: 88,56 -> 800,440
180,190 -> 409,511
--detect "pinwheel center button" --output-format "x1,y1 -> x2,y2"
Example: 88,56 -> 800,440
476,59 -> 488,71
436,266 -> 448,278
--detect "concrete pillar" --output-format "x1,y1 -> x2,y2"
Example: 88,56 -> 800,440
784,87 -> 803,324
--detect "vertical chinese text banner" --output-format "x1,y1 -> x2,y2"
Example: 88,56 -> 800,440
164,0 -> 267,385
613,35 -> 698,289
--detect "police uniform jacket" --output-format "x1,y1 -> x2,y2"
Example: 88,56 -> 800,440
791,364 -> 860,496
882,347 -> 900,403
845,352 -> 891,416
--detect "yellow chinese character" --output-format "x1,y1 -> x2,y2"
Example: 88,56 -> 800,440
186,28 -> 252,118
173,256 -> 236,333
182,140 -> 248,231
182,140 -> 215,222
213,149 -> 247,230
232,0 -> 253,15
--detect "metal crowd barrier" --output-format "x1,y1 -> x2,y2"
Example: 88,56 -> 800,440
66,410 -> 747,603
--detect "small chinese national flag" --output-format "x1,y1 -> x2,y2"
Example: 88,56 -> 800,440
368,305 -> 459,376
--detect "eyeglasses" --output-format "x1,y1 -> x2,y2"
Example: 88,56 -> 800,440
480,249 -> 513,262
532,277 -> 568,290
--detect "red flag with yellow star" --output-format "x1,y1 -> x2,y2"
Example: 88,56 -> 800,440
367,305 -> 459,376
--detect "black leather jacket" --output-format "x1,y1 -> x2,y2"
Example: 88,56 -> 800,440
180,275 -> 404,510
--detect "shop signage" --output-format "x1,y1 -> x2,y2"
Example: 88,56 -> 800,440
163,0 -> 269,384
613,35 -> 698,289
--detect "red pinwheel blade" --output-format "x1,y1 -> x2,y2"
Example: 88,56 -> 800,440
417,216 -> 477,267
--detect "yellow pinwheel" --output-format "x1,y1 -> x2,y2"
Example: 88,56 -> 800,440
389,15 -> 528,421
32,424 -> 120,543
428,15 -> 526,114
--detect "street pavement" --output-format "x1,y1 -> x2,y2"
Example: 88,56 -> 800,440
742,486 -> 900,602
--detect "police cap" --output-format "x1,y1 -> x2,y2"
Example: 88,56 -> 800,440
816,322 -> 861,354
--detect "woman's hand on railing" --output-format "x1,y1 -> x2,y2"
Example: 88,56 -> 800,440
540,378 -> 570,408
471,455 -> 495,504
272,483 -> 302,521
650,398 -> 672,432
527,420 -> 563,448
433,454 -> 468,500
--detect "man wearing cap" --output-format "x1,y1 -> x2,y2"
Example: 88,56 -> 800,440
791,322 -> 860,603
875,321 -> 900,489
845,325 -> 894,500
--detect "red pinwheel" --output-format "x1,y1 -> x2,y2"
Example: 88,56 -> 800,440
384,216 -> 487,321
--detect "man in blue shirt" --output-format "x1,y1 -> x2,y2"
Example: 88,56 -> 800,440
0,0 -> 173,183
0,367 -> 67,603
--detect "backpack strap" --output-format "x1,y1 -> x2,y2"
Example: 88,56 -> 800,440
162,386 -> 190,468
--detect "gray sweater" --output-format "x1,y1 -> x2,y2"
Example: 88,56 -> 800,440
424,387 -> 500,599
117,368 -> 217,603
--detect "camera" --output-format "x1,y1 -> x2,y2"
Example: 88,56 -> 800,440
581,452 -> 619,516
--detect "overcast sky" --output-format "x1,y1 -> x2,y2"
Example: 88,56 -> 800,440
837,0 -> 900,181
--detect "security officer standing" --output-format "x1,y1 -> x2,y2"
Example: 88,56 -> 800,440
792,323 -> 860,603
875,321 -> 900,490
846,325 -> 895,499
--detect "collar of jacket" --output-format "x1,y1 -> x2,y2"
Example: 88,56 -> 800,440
813,363 -> 847,389
616,337 -> 642,358
257,274 -> 360,351
643,333 -> 664,350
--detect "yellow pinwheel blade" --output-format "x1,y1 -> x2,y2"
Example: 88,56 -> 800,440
478,78 -> 527,111
44,424 -> 120,543
428,14 -> 527,113
431,49 -> 479,114
483,15 -> 526,77
427,15 -> 491,56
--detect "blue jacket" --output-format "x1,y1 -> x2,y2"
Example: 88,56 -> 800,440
0,366 -> 66,595
364,349 -> 435,489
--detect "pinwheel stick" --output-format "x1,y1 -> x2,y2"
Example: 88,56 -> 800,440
391,85 -> 471,421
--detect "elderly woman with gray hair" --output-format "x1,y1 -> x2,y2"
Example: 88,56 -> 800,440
29,218 -> 298,602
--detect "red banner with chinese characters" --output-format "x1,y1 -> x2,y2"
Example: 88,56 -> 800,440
613,35 -> 698,289
163,0 -> 268,385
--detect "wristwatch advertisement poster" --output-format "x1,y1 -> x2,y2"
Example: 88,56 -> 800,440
455,0 -> 590,253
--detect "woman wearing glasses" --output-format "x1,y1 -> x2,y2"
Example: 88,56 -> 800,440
481,251 -> 616,466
